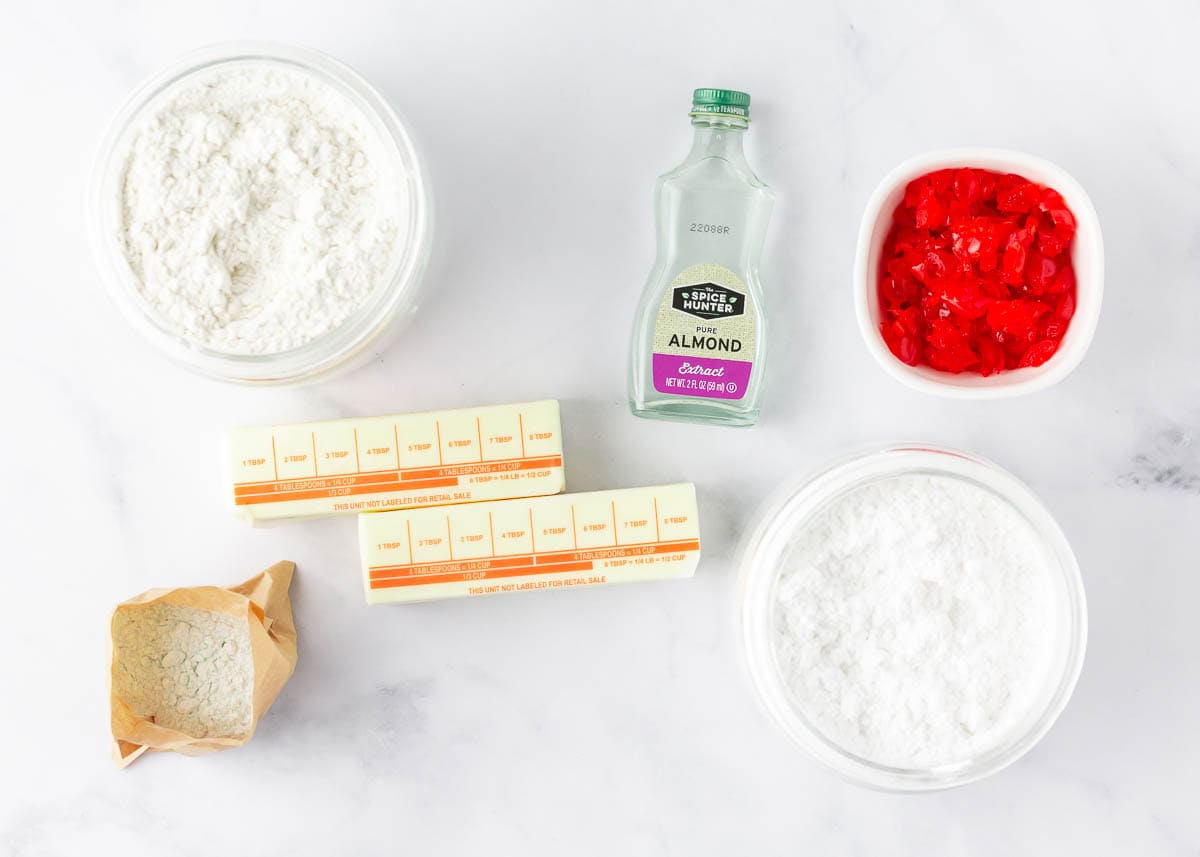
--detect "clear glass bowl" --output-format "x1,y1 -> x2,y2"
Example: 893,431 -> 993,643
87,42 -> 432,384
737,445 -> 1088,791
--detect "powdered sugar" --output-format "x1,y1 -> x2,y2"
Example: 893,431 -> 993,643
772,474 -> 1055,768
118,63 -> 402,354
112,602 -> 254,739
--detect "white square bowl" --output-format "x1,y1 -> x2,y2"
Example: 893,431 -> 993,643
853,148 -> 1104,398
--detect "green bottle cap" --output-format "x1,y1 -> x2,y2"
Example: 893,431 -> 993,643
690,88 -> 751,120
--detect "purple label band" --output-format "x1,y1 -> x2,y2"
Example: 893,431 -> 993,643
652,353 -> 752,400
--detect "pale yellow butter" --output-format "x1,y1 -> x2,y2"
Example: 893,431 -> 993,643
226,400 -> 564,522
359,483 -> 701,604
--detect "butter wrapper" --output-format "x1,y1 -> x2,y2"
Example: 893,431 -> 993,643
360,483 -> 701,604
225,400 -> 565,522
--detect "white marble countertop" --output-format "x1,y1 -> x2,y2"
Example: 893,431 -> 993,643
3,1 -> 1198,854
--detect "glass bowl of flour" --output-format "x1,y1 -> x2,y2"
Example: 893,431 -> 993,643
88,43 -> 431,383
738,445 -> 1087,791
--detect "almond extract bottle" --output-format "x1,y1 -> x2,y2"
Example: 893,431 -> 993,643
629,88 -> 773,427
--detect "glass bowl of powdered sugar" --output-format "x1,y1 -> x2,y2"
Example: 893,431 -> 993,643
88,42 -> 431,383
737,445 -> 1087,791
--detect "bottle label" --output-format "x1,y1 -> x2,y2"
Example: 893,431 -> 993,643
651,263 -> 755,400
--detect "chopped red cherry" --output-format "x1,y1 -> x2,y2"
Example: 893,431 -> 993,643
878,167 -> 1078,375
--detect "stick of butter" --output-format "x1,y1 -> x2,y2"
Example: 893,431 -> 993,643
359,483 -> 701,604
226,400 -> 565,523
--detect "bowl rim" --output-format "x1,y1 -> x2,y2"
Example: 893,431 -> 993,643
86,40 -> 433,385
853,147 -> 1104,399
736,443 -> 1089,791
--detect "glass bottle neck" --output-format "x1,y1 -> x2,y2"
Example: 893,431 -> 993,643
686,117 -> 749,164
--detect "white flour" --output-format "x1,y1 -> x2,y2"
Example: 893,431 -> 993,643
772,474 -> 1055,768
119,64 -> 401,354
112,602 -> 254,739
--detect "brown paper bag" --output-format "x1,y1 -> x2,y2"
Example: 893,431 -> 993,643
109,560 -> 298,768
